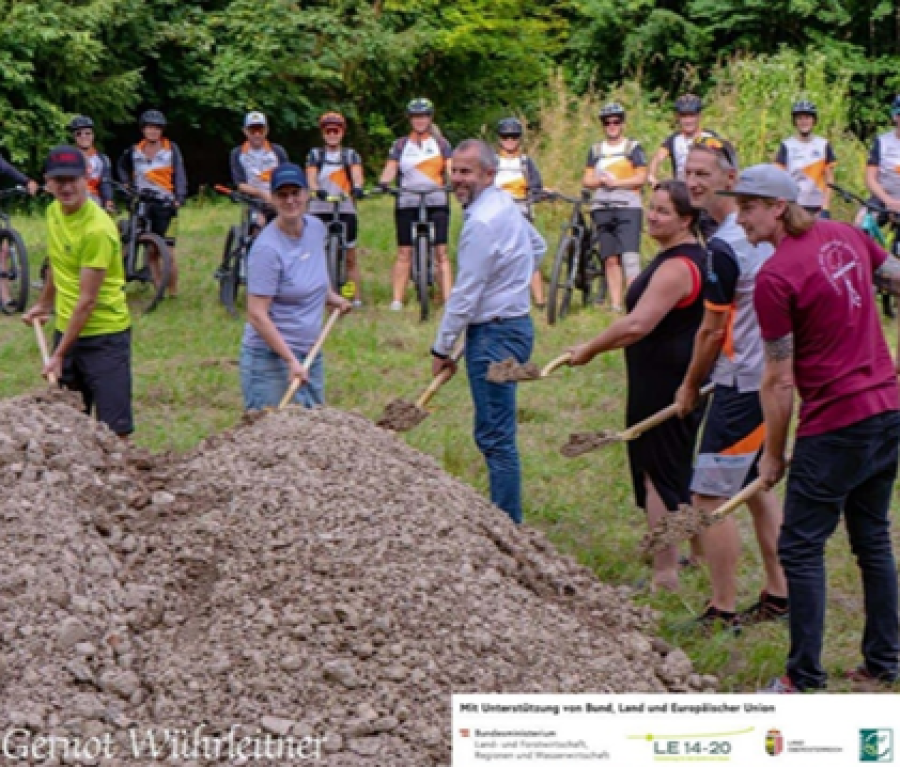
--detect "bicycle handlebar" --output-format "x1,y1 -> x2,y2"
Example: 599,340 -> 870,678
828,183 -> 887,215
215,184 -> 261,206
542,190 -> 626,207
376,185 -> 452,198
0,186 -> 29,201
113,181 -> 176,207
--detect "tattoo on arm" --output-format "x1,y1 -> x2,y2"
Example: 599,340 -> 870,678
874,257 -> 900,297
764,333 -> 794,363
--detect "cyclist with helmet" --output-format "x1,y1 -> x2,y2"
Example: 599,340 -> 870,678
583,102 -> 648,313
378,97 -> 453,311
648,94 -> 718,186
0,150 -> 38,313
774,101 -> 836,217
229,111 -> 288,225
117,109 -> 187,297
307,112 -> 365,307
861,95 -> 900,225
494,117 -> 545,307
68,116 -> 114,213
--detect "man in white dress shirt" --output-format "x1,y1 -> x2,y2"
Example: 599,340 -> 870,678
431,139 -> 546,524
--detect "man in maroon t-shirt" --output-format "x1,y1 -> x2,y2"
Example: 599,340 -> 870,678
725,164 -> 900,693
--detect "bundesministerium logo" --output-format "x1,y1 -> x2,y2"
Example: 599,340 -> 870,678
765,729 -> 783,757
861,729 -> 893,763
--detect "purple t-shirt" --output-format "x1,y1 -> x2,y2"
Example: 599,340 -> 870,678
242,216 -> 329,354
754,220 -> 900,436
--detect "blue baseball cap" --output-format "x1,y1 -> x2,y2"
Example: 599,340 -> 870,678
271,163 -> 308,191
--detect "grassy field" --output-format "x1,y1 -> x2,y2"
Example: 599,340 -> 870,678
1,195 -> 896,694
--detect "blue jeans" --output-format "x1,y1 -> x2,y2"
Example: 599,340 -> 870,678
240,343 -> 324,410
465,315 -> 534,524
779,410 -> 900,689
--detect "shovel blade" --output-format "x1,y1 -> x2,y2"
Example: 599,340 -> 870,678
377,399 -> 429,432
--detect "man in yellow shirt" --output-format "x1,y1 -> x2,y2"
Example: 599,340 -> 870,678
23,146 -> 133,436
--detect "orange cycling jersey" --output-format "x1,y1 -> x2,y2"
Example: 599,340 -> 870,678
117,138 -> 187,203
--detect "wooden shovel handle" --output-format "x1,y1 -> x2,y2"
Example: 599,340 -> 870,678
540,352 -> 572,378
32,319 -> 57,385
278,308 -> 342,410
620,382 -> 715,440
415,341 -> 466,410
709,476 -> 767,520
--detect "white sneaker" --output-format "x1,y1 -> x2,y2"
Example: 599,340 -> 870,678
352,299 -> 363,309
389,300 -> 403,311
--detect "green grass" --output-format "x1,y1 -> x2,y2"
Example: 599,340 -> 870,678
1,197 -> 897,694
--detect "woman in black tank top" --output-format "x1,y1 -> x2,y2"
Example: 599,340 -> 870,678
568,181 -> 706,591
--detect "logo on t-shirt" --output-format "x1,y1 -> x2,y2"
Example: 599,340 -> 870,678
819,240 -> 863,310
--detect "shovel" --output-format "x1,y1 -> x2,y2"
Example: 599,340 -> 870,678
641,476 -> 769,555
377,342 -> 465,432
32,318 -> 58,385
277,308 -> 342,409
486,352 -> 572,383
561,382 -> 715,457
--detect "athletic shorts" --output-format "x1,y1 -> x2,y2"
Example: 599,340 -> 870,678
146,202 -> 178,247
55,329 -> 134,436
311,212 -> 359,248
590,207 -> 642,257
691,384 -> 764,498
395,206 -> 450,248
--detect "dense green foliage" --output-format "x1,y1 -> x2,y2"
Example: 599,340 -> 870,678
0,0 -> 895,173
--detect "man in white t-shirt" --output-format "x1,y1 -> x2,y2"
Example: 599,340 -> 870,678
774,100 -> 836,217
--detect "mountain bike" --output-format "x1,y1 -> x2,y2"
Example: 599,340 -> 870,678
0,187 -> 30,314
381,186 -> 451,322
214,185 -> 268,315
113,182 -> 174,315
545,192 -> 623,325
316,190 -> 370,301
830,183 -> 900,318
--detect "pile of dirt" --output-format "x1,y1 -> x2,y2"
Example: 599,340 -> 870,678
0,397 -> 715,766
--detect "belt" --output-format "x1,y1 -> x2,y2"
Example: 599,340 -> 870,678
470,313 -> 530,327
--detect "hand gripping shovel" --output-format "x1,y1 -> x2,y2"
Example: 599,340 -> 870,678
561,382 -> 715,457
486,352 -> 572,383
641,475 -> 770,555
33,318 -> 58,385
277,308 -> 341,409
377,342 -> 465,432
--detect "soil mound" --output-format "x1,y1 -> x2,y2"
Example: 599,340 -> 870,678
0,399 -> 713,765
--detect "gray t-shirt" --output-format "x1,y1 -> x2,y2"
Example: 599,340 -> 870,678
242,216 -> 330,354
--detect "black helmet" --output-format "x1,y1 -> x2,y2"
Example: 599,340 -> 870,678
599,102 -> 626,121
674,94 -> 702,114
406,97 -> 434,116
139,109 -> 167,128
496,117 -> 523,137
68,115 -> 94,134
791,100 -> 817,117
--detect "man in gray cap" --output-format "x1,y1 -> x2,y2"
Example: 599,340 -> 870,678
732,164 -> 900,692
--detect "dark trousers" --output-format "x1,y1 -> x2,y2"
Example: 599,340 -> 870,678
465,315 -> 534,524
779,411 -> 900,689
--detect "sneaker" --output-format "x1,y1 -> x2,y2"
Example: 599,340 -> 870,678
846,665 -> 898,688
697,603 -> 741,633
739,591 -> 789,625
352,299 -> 363,309
389,300 -> 403,311
758,675 -> 799,694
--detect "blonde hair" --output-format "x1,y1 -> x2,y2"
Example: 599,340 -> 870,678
780,201 -> 815,236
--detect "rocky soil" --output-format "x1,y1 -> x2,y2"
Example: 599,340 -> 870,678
0,396 -> 714,765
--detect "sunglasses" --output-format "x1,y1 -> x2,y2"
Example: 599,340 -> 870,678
692,135 -> 737,164
602,118 -> 623,126
323,127 -> 343,135
499,134 -> 520,140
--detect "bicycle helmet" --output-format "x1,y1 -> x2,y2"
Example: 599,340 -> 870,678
791,100 -> 817,117
891,95 -> 900,117
674,94 -> 702,114
599,102 -> 626,121
496,117 -> 523,136
406,98 -> 435,116
319,111 -> 346,129
139,109 -> 167,128
68,115 -> 94,134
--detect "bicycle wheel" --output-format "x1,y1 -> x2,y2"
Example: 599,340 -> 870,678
130,233 -> 172,314
547,235 -> 577,325
414,234 -> 430,322
882,291 -> 897,319
0,228 -> 29,313
218,226 -> 241,314
326,234 -> 341,292
591,254 -> 608,307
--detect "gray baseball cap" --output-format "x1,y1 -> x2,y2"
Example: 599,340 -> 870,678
718,164 -> 799,201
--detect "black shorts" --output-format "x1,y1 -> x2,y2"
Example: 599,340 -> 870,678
590,207 -> 642,257
146,202 -> 178,246
55,329 -> 134,436
395,206 -> 450,247
311,212 -> 359,247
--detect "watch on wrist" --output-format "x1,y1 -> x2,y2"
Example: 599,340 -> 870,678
430,347 -> 449,360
